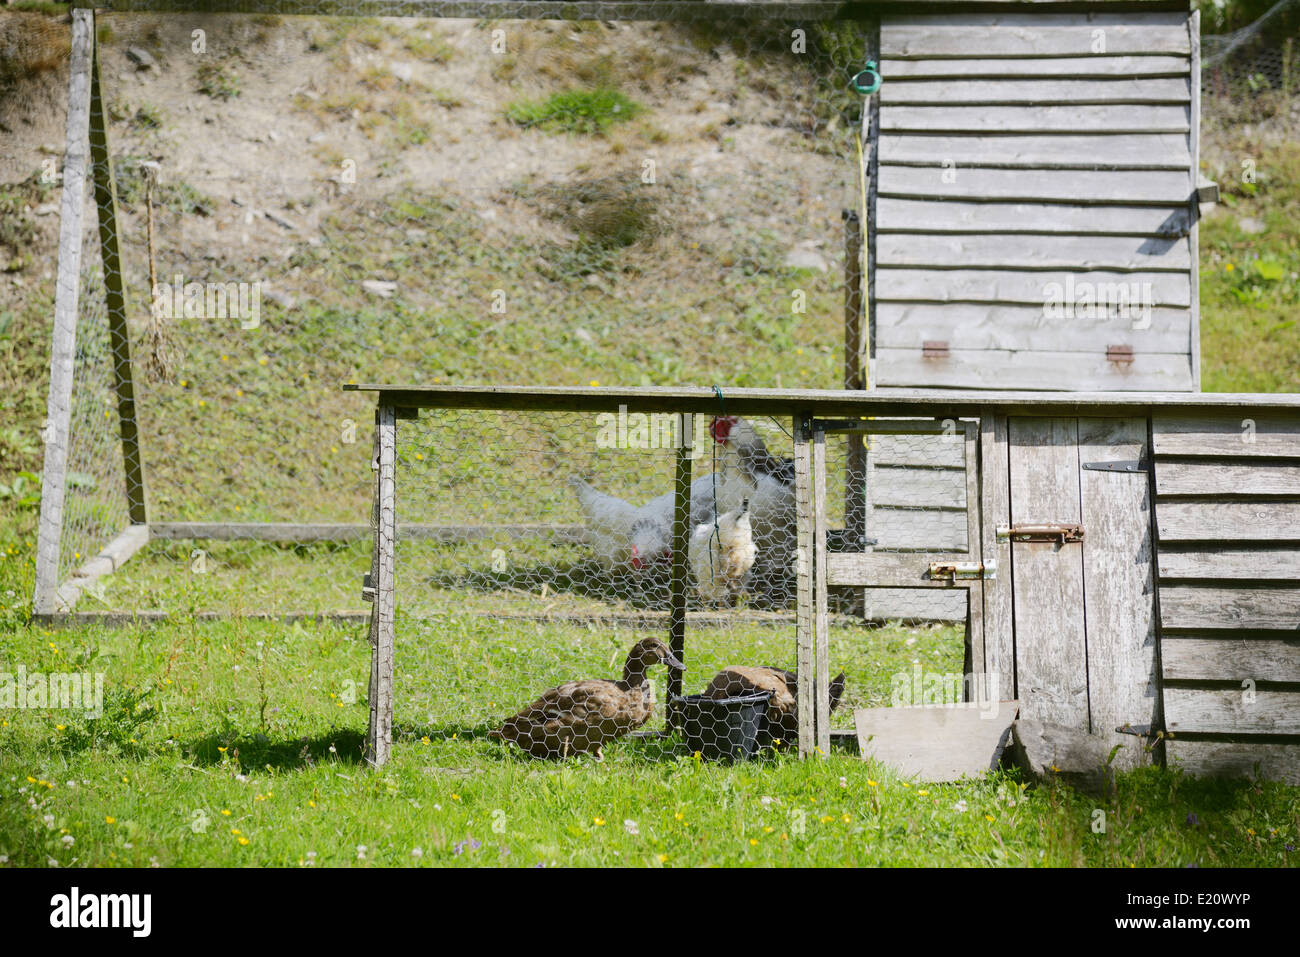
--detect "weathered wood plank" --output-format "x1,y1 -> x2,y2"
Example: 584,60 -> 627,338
879,104 -> 1190,135
89,32 -> 146,525
882,77 -> 1189,105
1188,9 -> 1202,391
1161,636 -> 1300,683
1077,416 -> 1157,767
882,56 -> 1191,79
147,521 -> 586,543
876,197 -> 1193,233
52,524 -> 149,613
1165,740 -> 1300,786
34,9 -> 93,616
854,702 -> 1020,782
1159,585 -> 1300,631
963,422 -> 985,685
1155,503 -> 1300,543
875,348 -> 1194,392
668,414 -> 692,714
794,415 -> 815,759
869,466 -> 966,508
813,429 -> 831,757
1009,417 -> 1089,729
867,506 -> 968,551
876,303 -> 1191,354
871,433 -> 965,468
351,384 -> 1300,416
365,405 -> 397,767
881,13 -> 1192,58
1153,412 -> 1300,458
1165,688 -> 1300,735
980,414 -> 1015,690
1156,461 -> 1300,497
876,269 -> 1192,307
878,165 -> 1192,203
1157,548 -> 1300,581
878,234 -> 1191,272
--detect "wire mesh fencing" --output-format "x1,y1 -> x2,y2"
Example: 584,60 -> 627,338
55,10 -> 870,617
59,200 -> 132,595
370,404 -> 971,759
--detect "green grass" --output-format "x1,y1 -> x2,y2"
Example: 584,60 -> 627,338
2,502 -> 1297,868
505,88 -> 644,135
1200,143 -> 1300,392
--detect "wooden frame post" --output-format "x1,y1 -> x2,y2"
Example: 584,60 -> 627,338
980,414 -> 1014,696
89,15 -> 147,524
366,405 -> 397,766
843,211 -> 868,552
667,413 -> 693,728
793,413 -> 815,757
812,426 -> 831,756
34,9 -> 94,616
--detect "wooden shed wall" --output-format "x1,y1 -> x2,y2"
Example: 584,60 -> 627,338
874,12 -> 1198,391
1154,412 -> 1300,785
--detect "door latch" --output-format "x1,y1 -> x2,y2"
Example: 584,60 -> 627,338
996,523 -> 1085,544
928,560 -> 997,582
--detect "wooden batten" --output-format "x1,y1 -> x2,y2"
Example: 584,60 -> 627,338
1153,410 -> 1300,784
874,10 -> 1198,392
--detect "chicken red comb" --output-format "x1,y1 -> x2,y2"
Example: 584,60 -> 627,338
710,416 -> 738,444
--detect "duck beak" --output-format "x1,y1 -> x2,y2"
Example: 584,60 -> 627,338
664,652 -> 686,672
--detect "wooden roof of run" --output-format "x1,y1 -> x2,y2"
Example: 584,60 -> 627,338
75,0 -> 1191,18
342,383 -> 1300,416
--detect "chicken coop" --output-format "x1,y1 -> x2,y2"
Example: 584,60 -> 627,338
354,384 -> 1300,782
30,2 -> 1300,778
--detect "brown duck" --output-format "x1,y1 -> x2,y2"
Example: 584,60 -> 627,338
490,637 -> 685,760
702,666 -> 846,746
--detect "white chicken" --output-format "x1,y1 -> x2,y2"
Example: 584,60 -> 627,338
690,500 -> 756,604
708,416 -> 797,599
570,474 -> 724,574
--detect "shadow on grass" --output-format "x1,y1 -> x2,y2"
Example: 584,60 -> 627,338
186,728 -> 369,769
394,719 -> 812,767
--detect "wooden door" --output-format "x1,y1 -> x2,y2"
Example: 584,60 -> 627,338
1002,416 -> 1160,768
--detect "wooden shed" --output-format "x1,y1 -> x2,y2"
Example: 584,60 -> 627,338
863,5 -> 1206,392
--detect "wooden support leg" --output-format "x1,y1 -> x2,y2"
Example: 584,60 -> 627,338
89,15 -> 146,525
33,9 -> 93,616
667,413 -> 693,731
794,414 -> 815,758
366,405 -> 397,767
812,427 -> 831,756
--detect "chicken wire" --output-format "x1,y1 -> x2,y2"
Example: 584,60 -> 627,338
373,406 -> 971,759
59,198 -> 133,591
53,9 -> 869,617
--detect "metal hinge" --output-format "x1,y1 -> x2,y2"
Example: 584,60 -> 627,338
922,340 -> 949,359
996,523 -> 1085,544
1082,459 -> 1147,473
1106,344 -> 1134,364
928,560 -> 997,582
361,572 -> 375,603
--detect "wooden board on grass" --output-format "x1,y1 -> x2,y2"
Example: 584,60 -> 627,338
854,701 -> 1020,781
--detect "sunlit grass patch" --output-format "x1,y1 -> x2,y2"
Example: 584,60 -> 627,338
505,88 -> 644,135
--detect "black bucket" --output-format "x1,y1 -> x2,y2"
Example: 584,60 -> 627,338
671,692 -> 773,761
